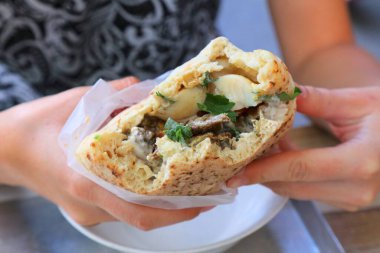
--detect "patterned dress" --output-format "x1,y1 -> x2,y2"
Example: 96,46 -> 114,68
0,0 -> 219,110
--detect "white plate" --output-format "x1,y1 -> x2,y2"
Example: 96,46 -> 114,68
60,185 -> 287,253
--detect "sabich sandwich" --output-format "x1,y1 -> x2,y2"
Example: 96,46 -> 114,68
76,37 -> 299,195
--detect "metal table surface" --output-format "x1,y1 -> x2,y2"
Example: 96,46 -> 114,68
0,194 -> 341,253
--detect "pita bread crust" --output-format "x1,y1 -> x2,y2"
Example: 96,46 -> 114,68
76,37 -> 296,195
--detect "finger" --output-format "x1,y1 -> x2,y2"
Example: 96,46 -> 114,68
69,176 -> 202,230
63,76 -> 140,100
56,76 -> 140,118
98,193 -> 201,230
228,142 -> 376,186
109,76 -> 140,90
264,180 -> 376,209
61,200 -> 117,226
297,85 -> 370,120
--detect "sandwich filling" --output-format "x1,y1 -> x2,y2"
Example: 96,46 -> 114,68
76,37 -> 298,195
124,72 -> 300,180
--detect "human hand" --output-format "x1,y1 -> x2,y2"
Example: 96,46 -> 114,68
0,77 -> 207,230
228,85 -> 380,211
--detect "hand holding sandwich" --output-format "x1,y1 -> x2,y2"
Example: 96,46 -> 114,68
0,77 -> 206,230
229,85 -> 380,211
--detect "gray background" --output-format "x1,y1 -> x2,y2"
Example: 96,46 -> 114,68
216,0 -> 380,128
217,0 -> 380,59
217,0 -> 280,55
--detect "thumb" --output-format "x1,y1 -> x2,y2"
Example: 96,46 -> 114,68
109,76 -> 140,90
58,76 -> 140,117
65,76 -> 140,99
296,85 -> 369,120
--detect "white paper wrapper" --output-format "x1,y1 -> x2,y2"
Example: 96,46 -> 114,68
58,74 -> 237,209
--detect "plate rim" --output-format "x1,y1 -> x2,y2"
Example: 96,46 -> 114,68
60,186 -> 288,253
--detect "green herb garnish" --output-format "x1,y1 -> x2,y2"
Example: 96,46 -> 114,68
254,87 -> 302,102
197,93 -> 237,122
94,134 -> 101,140
156,91 -> 175,104
277,87 -> 302,101
201,71 -> 218,88
164,118 -> 193,145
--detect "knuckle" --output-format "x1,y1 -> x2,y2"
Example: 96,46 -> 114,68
356,158 -> 379,180
288,159 -> 310,181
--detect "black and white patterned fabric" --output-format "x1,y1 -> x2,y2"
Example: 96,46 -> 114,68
0,0 -> 219,110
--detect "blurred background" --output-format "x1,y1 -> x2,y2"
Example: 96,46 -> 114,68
217,0 -> 380,60
216,0 -> 380,128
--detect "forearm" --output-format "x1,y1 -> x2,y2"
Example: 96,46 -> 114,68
0,109 -> 21,186
292,43 -> 380,88
0,64 -> 40,184
268,0 -> 380,89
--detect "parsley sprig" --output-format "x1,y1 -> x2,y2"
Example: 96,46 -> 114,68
156,91 -> 175,104
164,118 -> 193,145
197,93 -> 237,122
255,87 -> 302,102
277,87 -> 302,101
201,71 -> 218,88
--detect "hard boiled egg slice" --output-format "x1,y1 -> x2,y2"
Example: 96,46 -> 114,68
214,74 -> 259,110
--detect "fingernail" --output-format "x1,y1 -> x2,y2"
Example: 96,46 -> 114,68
227,177 -> 249,188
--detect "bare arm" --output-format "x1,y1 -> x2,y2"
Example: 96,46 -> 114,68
0,77 -> 205,230
228,1 -> 380,211
269,0 -> 380,88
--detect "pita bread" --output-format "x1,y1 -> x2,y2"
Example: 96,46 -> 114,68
76,37 -> 296,195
